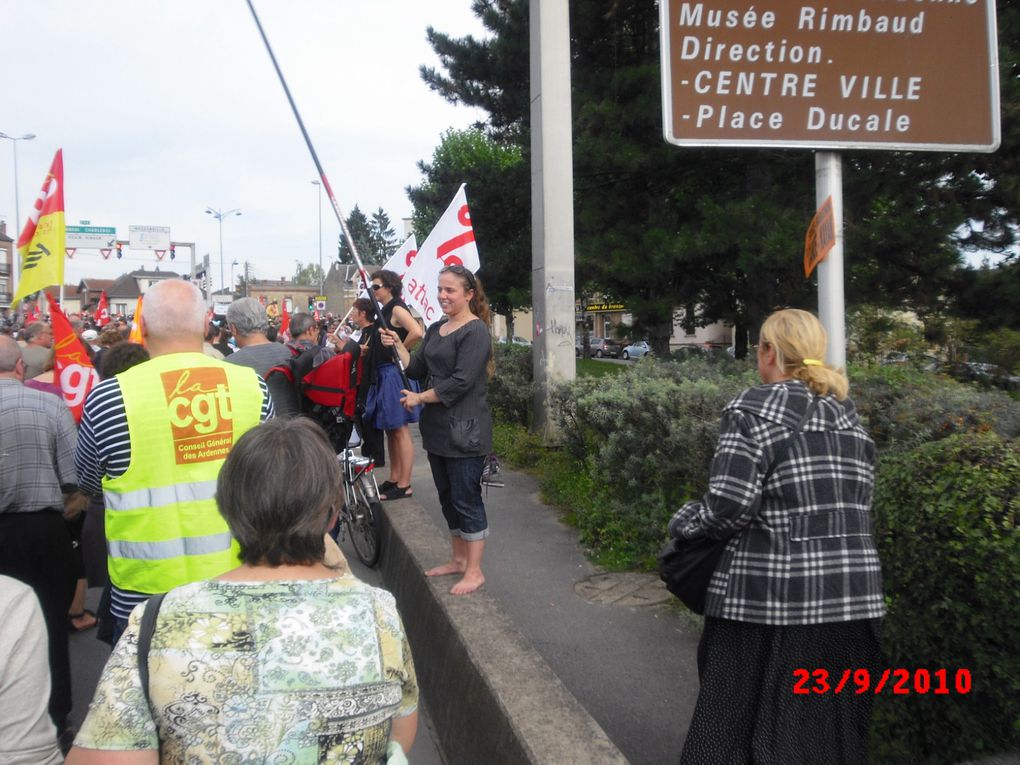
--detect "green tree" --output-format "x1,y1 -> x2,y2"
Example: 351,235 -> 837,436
337,205 -> 375,265
407,128 -> 531,333
421,0 -> 530,142
292,261 -> 325,288
369,208 -> 398,263
420,0 -> 1020,354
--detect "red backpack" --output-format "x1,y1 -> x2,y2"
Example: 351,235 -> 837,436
267,340 -> 362,420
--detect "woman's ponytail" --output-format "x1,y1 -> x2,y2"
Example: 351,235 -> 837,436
760,309 -> 850,400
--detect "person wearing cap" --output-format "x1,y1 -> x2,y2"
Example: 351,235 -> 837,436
81,329 -> 100,355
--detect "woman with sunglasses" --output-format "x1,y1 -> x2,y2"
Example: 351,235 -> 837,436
380,265 -> 493,595
365,270 -> 423,500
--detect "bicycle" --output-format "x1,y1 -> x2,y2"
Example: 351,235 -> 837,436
333,427 -> 383,567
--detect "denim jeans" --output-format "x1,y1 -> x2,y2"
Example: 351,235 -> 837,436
427,453 -> 489,541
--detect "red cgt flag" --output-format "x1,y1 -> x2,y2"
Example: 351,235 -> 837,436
46,293 -> 99,422
94,290 -> 110,327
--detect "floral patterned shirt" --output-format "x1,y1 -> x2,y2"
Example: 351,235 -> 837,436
75,575 -> 418,764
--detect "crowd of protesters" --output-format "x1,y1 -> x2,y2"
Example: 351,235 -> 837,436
0,281 -> 431,763
0,276 -> 890,764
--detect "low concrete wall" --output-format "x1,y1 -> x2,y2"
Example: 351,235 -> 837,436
378,502 -> 628,765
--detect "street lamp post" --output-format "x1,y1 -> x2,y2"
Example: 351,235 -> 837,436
205,207 -> 242,294
0,131 -> 37,296
311,180 -> 323,295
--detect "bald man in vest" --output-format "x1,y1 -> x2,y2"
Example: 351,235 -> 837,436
75,279 -> 274,639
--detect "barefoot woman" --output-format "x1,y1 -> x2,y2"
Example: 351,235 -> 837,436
380,265 -> 493,595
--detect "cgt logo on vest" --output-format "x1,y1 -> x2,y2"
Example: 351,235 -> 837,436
161,367 -> 236,465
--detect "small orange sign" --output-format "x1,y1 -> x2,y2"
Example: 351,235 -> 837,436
161,367 -> 236,465
804,197 -> 835,278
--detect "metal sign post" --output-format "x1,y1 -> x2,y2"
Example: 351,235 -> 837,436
815,153 -> 846,368
659,0 -> 1000,361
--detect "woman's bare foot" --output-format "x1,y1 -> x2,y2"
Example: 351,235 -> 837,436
450,570 -> 485,595
425,561 -> 465,577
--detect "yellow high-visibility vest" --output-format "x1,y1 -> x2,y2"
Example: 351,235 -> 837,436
104,352 -> 264,594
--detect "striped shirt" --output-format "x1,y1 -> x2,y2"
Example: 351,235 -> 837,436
75,374 -> 274,620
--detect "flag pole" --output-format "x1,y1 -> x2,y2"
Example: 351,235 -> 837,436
245,0 -> 409,386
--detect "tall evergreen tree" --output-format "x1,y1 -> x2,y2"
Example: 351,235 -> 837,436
337,205 -> 376,265
419,0 -> 1020,352
369,208 -> 398,263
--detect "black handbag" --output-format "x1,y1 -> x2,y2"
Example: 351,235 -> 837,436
659,396 -> 819,614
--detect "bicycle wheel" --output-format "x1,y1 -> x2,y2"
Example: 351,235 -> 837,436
345,482 -> 382,567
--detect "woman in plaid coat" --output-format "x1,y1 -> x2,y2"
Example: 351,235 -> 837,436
670,309 -> 885,764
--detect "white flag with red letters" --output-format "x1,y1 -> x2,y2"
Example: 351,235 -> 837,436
400,185 -> 479,327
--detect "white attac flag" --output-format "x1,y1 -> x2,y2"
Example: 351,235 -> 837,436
400,184 -> 480,327
355,235 -> 418,300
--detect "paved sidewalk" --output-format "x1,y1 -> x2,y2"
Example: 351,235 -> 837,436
399,432 -> 702,765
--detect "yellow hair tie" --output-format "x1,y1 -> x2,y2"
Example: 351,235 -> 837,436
802,358 -> 823,366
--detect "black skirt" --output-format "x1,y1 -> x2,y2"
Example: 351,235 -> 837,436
680,617 -> 883,765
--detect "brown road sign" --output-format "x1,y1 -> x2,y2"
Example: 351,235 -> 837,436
660,0 -> 1000,152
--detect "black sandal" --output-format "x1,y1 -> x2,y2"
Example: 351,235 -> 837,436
378,480 -> 397,493
380,485 -> 413,501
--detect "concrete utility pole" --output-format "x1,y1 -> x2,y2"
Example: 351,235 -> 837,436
530,0 -> 577,441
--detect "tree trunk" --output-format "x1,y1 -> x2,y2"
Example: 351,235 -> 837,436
649,317 -> 673,357
734,323 -> 749,359
505,312 -> 516,339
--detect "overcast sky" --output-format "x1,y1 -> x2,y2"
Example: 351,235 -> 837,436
1,1 -> 486,292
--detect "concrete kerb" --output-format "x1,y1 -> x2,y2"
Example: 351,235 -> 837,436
378,499 -> 629,765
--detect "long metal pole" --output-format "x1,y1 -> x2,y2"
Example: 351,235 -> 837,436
815,152 -> 846,369
12,141 -> 20,299
245,0 -> 407,382
313,180 -> 323,295
218,216 -> 225,294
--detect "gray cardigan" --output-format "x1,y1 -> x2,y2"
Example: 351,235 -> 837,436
406,318 -> 493,458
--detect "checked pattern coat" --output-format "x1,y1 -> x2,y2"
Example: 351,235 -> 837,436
669,380 -> 886,626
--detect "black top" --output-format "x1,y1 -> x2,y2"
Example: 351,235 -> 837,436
378,298 -> 410,343
406,318 -> 492,458
368,298 -> 409,372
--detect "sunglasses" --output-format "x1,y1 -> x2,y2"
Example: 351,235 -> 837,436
371,284 -> 383,291
440,264 -> 476,289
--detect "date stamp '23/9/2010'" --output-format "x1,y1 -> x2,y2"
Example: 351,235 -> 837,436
793,668 -> 972,696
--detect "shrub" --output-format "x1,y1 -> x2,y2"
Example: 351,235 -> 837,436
549,359 -> 754,567
869,433 -> 1020,764
851,365 -> 1020,452
489,343 -> 534,427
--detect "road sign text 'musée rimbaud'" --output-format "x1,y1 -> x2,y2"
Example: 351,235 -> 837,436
660,0 -> 1000,151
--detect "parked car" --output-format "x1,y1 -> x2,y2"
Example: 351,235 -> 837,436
510,336 -> 532,347
621,340 -> 652,360
575,337 -> 621,358
941,361 -> 1020,391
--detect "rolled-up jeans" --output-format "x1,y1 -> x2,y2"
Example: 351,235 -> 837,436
427,453 -> 489,541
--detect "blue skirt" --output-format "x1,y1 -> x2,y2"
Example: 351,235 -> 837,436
365,363 -> 422,431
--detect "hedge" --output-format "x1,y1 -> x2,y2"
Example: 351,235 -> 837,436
869,432 -> 1020,764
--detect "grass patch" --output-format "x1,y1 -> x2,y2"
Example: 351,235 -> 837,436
493,419 -> 636,570
576,358 -> 627,378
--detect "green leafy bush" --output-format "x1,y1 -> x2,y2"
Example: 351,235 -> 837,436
489,343 -> 534,427
549,359 -> 754,567
851,365 -> 1020,452
869,433 -> 1020,764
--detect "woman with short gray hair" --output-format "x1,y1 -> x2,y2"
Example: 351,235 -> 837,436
68,417 -> 419,765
